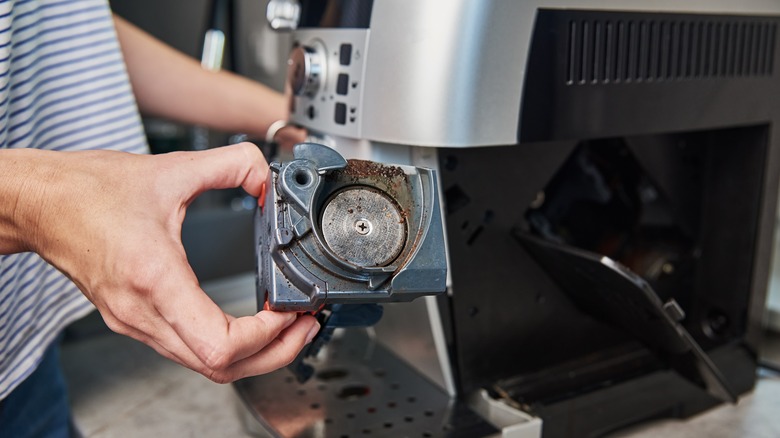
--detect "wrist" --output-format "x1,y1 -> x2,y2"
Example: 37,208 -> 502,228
265,119 -> 288,144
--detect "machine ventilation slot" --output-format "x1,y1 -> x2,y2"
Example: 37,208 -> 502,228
566,19 -> 777,84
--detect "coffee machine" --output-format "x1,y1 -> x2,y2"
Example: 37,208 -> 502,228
235,1 -> 780,436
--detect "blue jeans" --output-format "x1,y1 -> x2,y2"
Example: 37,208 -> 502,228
0,337 -> 74,438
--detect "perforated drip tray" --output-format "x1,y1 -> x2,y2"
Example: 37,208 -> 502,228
234,329 -> 498,438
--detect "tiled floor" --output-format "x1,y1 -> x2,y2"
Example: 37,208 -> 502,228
61,274 -> 780,437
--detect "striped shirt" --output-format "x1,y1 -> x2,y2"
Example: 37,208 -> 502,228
0,0 -> 148,400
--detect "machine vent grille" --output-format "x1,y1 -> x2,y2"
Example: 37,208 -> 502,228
566,19 -> 777,84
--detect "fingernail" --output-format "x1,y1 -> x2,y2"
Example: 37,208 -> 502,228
257,183 -> 267,209
305,321 -> 320,344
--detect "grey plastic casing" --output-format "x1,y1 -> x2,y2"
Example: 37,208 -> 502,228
255,143 -> 447,311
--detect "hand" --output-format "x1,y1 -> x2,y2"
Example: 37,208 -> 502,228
271,123 -> 308,152
16,143 -> 319,383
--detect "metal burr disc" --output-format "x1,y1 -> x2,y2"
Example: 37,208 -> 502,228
321,187 -> 406,267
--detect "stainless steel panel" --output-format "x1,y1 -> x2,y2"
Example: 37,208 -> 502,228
234,329 -> 498,437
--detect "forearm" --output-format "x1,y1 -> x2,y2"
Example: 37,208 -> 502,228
113,15 -> 287,138
0,149 -> 51,254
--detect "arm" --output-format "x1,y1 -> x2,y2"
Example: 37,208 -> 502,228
113,15 -> 304,146
0,144 -> 319,382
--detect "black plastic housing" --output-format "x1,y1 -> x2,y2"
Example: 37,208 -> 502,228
439,9 -> 780,438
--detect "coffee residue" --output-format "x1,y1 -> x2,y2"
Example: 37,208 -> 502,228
344,159 -> 406,180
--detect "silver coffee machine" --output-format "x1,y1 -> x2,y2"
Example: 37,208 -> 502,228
235,1 -> 780,436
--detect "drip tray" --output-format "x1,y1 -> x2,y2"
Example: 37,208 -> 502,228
234,329 -> 498,438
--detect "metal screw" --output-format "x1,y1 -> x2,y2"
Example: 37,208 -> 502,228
354,219 -> 371,235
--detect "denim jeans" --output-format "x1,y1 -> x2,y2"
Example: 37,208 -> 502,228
0,336 -> 73,438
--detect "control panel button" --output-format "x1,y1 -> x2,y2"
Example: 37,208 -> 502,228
339,43 -> 352,66
335,103 -> 347,125
336,73 -> 349,95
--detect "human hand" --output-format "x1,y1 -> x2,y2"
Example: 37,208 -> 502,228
268,122 -> 308,152
15,143 -> 319,383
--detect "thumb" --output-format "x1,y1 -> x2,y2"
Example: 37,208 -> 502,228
170,142 -> 269,201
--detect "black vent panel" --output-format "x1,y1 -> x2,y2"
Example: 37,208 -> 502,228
566,19 -> 777,84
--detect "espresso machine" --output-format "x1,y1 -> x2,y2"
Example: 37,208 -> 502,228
235,1 -> 780,436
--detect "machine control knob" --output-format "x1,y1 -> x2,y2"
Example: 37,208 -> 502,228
266,0 -> 300,31
288,44 -> 324,98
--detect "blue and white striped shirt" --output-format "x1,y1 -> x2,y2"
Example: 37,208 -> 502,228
0,0 -> 148,400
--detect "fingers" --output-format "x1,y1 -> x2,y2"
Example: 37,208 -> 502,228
148,260 -> 319,380
202,311 -> 300,367
100,284 -> 319,383
218,314 -> 319,382
168,310 -> 318,382
187,309 -> 318,382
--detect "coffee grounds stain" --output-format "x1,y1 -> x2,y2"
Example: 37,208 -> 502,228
344,159 -> 406,179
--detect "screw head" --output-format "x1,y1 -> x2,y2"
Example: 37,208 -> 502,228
354,219 -> 372,235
